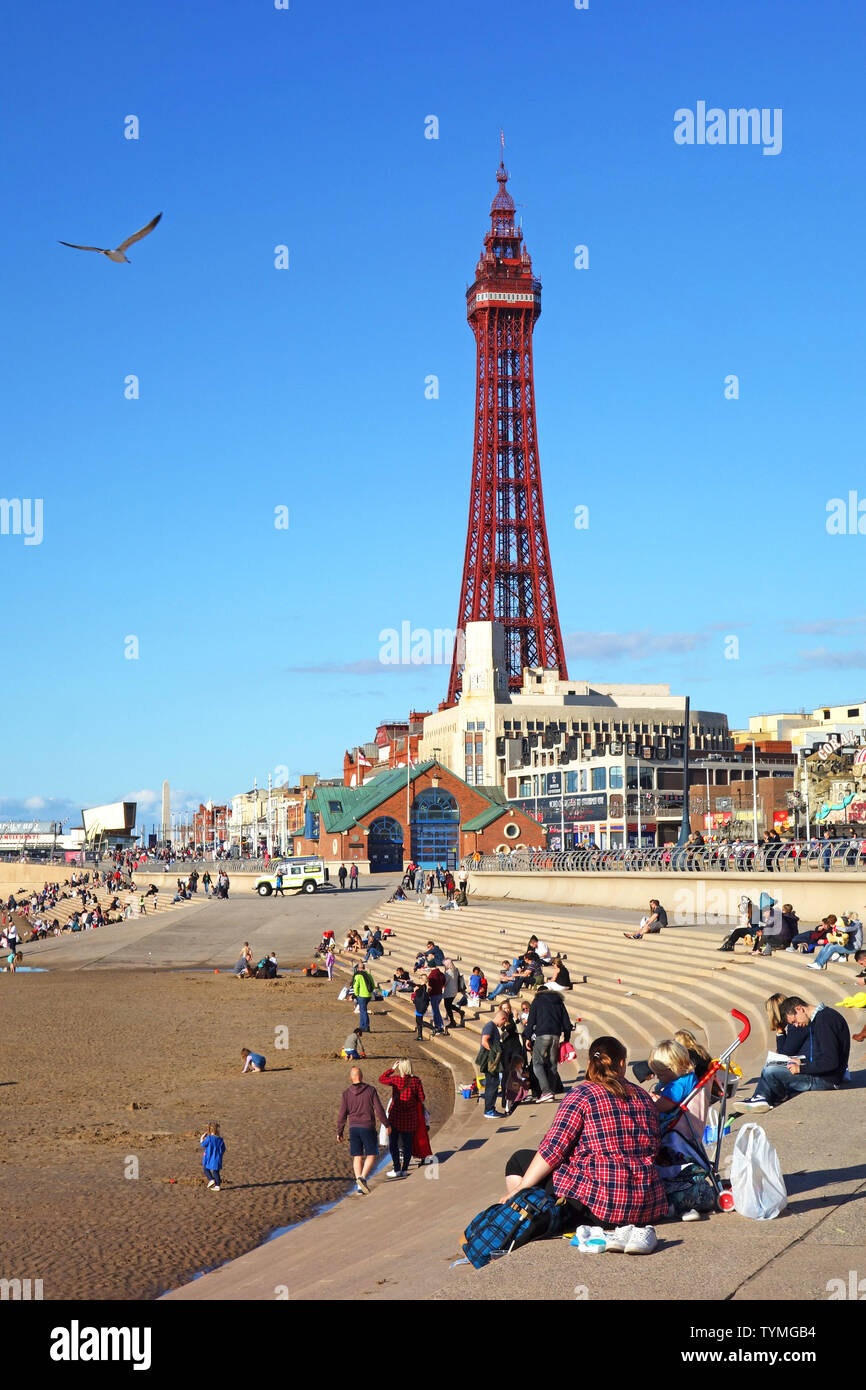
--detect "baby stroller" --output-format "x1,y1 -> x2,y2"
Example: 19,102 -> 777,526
658,1008 -> 750,1213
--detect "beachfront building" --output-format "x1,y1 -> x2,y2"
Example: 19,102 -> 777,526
731,702 -> 866,751
503,739 -> 795,850
420,621 -> 731,794
285,757 -> 545,872
343,711 -> 430,787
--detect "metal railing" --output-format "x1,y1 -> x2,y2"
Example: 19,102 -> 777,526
465,839 -> 866,875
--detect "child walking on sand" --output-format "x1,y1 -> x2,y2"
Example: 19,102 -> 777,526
200,1121 -> 225,1190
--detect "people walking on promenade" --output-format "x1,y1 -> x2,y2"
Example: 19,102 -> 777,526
442,958 -> 466,1029
351,963 -> 377,1033
427,963 -> 447,1033
478,1008 -> 508,1118
523,986 -> 572,1101
200,1122 -> 225,1191
379,1059 -> 426,1178
349,863 -> 359,890
338,863 -> 347,890
412,975 -> 430,1039
336,1067 -> 388,1195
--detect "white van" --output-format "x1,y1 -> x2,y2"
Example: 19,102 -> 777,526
253,858 -> 329,896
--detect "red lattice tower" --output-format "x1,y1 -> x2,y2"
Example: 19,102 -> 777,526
447,159 -> 568,704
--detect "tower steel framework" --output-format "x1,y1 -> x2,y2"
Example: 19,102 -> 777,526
447,160 -> 568,704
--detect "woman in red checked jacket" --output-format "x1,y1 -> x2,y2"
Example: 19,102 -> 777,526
379,1060 -> 428,1177
502,1035 -> 668,1228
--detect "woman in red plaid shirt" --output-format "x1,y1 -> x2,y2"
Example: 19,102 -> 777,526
502,1036 -> 668,1227
379,1059 -> 426,1178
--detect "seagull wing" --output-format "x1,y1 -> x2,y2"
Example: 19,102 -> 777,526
116,211 -> 163,253
58,241 -> 107,253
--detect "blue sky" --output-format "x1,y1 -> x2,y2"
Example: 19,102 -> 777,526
2,0 -> 865,825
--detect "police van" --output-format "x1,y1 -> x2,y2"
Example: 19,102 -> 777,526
253,858 -> 329,896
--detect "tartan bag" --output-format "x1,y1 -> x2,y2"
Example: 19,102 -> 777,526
460,1188 -> 569,1269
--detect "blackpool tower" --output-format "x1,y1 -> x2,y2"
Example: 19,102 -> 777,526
446,158 -> 568,705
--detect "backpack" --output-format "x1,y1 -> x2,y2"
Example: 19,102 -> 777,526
460,1188 -> 569,1269
413,985 -> 429,1011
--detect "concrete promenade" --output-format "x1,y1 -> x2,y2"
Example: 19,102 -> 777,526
161,888 -> 866,1303
14,872 -> 864,1301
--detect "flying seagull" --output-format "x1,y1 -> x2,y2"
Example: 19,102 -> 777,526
58,211 -> 162,263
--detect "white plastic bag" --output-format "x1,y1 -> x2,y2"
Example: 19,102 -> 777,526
378,1123 -> 389,1149
337,987 -> 348,1001
730,1123 -> 787,1220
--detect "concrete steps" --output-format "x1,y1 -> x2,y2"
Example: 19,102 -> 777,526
333,897 -> 859,1080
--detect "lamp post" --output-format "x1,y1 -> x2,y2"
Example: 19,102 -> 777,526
751,740 -> 759,847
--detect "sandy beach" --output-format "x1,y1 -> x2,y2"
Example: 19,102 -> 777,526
0,963 -> 452,1300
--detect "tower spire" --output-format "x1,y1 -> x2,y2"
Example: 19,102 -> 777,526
447,157 -> 568,705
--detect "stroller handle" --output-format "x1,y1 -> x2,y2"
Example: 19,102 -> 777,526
731,1008 -> 751,1044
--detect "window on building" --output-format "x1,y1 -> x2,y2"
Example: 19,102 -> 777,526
609,766 -> 624,789
476,722 -> 485,731
328,800 -> 341,813
823,710 -> 830,720
579,769 -> 588,792
601,722 -> 609,733
518,777 -> 532,797
504,721 -> 512,731
592,767 -> 607,791
466,722 -> 475,731
566,771 -> 579,793
849,708 -> 859,718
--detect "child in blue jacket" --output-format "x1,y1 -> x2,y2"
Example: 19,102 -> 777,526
200,1122 -> 226,1191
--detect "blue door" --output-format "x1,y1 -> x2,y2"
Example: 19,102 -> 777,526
411,789 -> 459,870
367,815 -> 404,872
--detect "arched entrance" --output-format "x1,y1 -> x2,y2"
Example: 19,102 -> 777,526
367,815 -> 404,872
411,789 -> 459,870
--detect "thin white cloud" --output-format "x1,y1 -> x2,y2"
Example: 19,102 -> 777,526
787,616 -> 866,636
564,629 -> 707,661
797,646 -> 866,671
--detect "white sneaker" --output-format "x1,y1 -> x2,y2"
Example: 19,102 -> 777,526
681,1208 -> 701,1222
206,1179 -> 215,1189
537,1093 -> 555,1103
386,1170 -> 404,1179
739,1097 -> 771,1112
807,962 -> 825,971
625,1225 -> 657,1255
604,1225 -> 635,1252
211,1185 -> 221,1192
785,945 -> 796,952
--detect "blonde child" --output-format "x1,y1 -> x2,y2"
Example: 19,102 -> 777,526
200,1121 -> 226,1191
648,1039 -> 696,1130
674,1028 -> 725,1099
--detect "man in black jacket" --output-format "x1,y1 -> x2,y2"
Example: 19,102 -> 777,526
741,996 -> 851,1111
523,987 -> 573,1102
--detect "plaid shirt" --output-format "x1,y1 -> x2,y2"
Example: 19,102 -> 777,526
537,1081 -> 668,1225
379,1071 -> 425,1131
